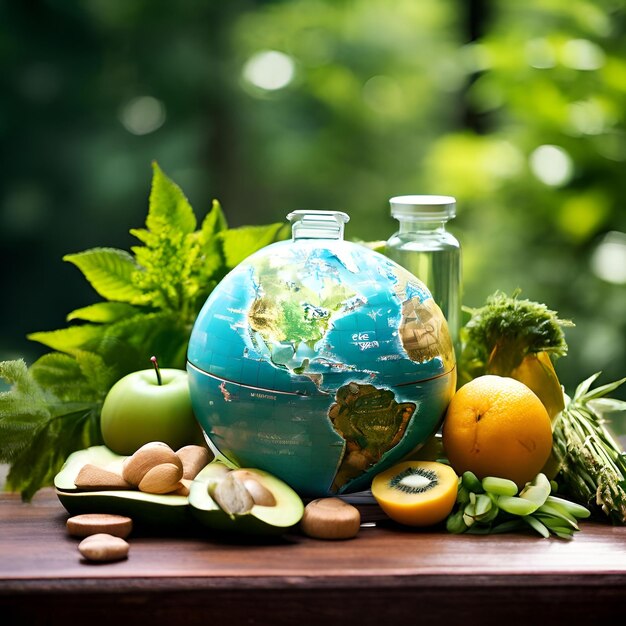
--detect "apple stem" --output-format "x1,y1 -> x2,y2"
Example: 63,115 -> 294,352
150,356 -> 163,386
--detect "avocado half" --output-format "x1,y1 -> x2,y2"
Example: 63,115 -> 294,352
54,445 -> 191,528
188,462 -> 304,535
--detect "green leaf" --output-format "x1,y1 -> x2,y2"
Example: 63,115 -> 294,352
74,351 -> 117,396
588,398 -> 626,414
573,372 -> 602,400
66,302 -> 138,323
0,359 -> 46,408
147,161 -> 197,235
0,357 -> 104,500
5,404 -> 101,501
29,353 -> 85,402
7,164 -> 295,500
200,199 -> 228,237
220,222 -> 290,268
0,360 -> 49,463
582,376 -> 626,402
27,324 -> 105,355
64,248 -> 143,303
104,311 -> 190,370
29,352 -> 113,404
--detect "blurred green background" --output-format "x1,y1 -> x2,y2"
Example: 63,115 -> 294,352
1,0 -> 625,400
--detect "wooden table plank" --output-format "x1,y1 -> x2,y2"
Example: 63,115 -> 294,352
1,489 -> 625,625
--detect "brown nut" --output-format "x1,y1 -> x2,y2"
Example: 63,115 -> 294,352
301,498 -> 361,540
137,462 -> 184,494
78,533 -> 129,562
231,470 -> 276,507
122,442 -> 182,486
74,464 -> 132,490
67,514 -> 133,539
176,445 -> 212,480
212,473 -> 254,515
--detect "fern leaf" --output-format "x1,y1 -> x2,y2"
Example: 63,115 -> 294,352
200,199 -> 228,236
64,247 -> 144,303
27,324 -> 105,355
147,161 -> 197,235
67,302 -> 138,323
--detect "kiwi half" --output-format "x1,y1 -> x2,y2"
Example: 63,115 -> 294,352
388,466 -> 439,495
371,460 -> 458,527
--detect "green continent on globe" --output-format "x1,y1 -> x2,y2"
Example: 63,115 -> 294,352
329,382 -> 416,491
247,255 -> 357,370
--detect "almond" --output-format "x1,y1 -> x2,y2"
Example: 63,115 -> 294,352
122,442 -> 182,486
176,445 -> 212,480
74,464 -> 132,490
137,462 -> 184,494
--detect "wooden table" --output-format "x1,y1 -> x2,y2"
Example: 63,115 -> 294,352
1,489 -> 625,626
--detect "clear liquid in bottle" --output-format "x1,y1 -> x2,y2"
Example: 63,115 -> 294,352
385,196 -> 462,352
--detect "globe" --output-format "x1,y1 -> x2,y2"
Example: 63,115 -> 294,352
187,211 -> 456,496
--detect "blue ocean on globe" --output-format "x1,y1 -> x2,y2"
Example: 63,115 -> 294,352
187,220 -> 456,496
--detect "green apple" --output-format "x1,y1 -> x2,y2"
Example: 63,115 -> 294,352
100,364 -> 201,455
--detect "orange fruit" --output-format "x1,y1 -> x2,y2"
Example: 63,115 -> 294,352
371,461 -> 458,527
442,375 -> 552,487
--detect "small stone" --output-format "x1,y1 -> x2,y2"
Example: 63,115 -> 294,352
78,533 -> 129,562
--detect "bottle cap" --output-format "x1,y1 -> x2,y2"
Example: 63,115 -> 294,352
389,195 -> 456,221
287,210 -> 350,240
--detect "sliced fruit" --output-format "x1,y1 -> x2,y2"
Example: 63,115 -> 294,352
54,446 -> 191,528
188,462 -> 304,535
371,461 -> 458,527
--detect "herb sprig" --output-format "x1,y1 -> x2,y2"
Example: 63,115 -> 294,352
553,373 -> 626,524
0,162 -> 289,500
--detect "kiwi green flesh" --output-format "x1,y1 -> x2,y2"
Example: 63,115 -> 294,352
54,446 -> 190,527
189,462 -> 304,534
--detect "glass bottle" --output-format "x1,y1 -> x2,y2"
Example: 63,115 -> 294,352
385,195 -> 462,351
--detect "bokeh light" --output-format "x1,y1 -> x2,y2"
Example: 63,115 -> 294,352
529,145 -> 574,187
243,50 -> 295,91
561,39 -> 605,71
591,231 -> 626,285
119,96 -> 167,135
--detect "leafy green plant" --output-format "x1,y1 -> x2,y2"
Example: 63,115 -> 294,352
0,163 -> 290,500
553,373 -> 626,524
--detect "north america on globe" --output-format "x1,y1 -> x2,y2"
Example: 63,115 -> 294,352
247,251 -> 359,372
